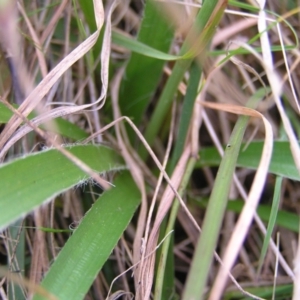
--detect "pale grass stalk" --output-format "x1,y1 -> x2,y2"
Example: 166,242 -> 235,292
28,209 -> 48,295
140,144 -> 192,299
0,0 -> 118,160
0,267 -> 57,300
139,103 -> 176,299
110,68 -> 148,296
277,22 -> 300,113
106,230 -> 174,299
212,18 -> 257,47
18,2 -> 48,77
272,233 -> 280,300
62,1 -> 72,104
40,0 -> 69,44
258,4 -> 300,173
28,0 -> 69,80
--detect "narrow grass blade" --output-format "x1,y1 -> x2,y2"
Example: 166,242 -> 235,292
32,171 -> 140,300
169,63 -> 202,170
183,94 -> 261,299
0,145 -> 124,231
197,141 -> 300,181
112,31 -> 178,61
257,176 -> 283,275
223,284 -> 293,300
143,0 -> 227,157
196,199 -> 299,233
118,0 -> 174,130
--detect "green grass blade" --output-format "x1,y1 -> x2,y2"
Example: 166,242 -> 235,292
197,141 -> 300,181
196,199 -> 299,233
142,0 -> 227,158
32,171 -> 140,300
182,92 -> 261,300
223,284 -> 293,300
118,0 -> 174,130
112,31 -> 178,61
49,118 -> 88,141
169,63 -> 202,170
0,145 -> 124,231
257,176 -> 283,275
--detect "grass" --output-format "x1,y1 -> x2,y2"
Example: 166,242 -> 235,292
0,0 -> 299,299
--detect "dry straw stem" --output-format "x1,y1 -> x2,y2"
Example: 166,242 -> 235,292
1,98 -> 111,190
0,267 -> 57,300
79,115 -> 199,298
0,0 -> 107,154
277,7 -> 300,114
0,0 -> 118,161
0,0 -> 33,104
0,0 -> 119,190
110,68 -> 148,293
293,231 -> 300,300
17,2 -> 48,78
109,67 -> 197,299
139,144 -> 192,300
257,3 -> 300,174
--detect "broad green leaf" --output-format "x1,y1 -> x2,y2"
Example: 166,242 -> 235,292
197,141 -> 300,181
33,171 -> 140,300
0,145 -> 125,231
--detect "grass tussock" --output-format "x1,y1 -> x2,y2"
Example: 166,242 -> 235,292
0,0 -> 300,299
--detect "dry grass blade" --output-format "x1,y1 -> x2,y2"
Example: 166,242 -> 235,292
258,4 -> 300,174
0,0 -> 117,160
0,0 -> 104,152
139,144 -> 192,299
110,67 -> 148,293
17,2 -> 47,78
1,99 -> 112,190
0,267 -> 57,300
